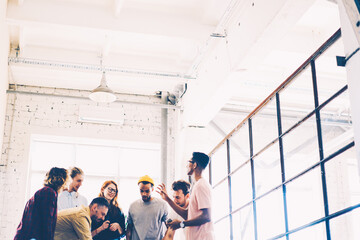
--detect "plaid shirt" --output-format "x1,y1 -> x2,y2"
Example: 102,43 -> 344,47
14,186 -> 58,240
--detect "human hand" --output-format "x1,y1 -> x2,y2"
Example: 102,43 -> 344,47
165,218 -> 173,228
101,220 -> 110,231
156,183 -> 170,201
168,219 -> 181,230
109,222 -> 122,233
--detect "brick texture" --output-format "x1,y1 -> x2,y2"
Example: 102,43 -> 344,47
0,85 -> 178,239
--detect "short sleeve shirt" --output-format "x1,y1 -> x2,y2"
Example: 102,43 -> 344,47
187,178 -> 215,240
127,198 -> 168,240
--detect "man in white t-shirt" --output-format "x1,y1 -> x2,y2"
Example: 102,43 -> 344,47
158,152 -> 215,240
162,180 -> 190,240
57,167 -> 88,211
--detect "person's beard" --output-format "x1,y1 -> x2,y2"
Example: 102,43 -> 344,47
91,215 -> 101,222
142,195 -> 151,202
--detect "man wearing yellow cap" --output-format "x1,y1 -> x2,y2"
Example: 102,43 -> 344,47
126,175 -> 168,240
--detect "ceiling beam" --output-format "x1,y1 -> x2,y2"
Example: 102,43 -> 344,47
228,0 -> 318,70
182,0 -> 317,126
6,0 -> 213,41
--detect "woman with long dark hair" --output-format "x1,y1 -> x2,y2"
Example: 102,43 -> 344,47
14,167 -> 68,240
91,180 -> 126,240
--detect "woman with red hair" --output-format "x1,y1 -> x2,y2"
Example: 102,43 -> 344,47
91,180 -> 126,240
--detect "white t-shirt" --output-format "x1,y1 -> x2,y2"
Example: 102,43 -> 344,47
57,191 -> 88,211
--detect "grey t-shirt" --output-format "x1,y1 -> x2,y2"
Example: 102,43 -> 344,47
127,198 -> 168,240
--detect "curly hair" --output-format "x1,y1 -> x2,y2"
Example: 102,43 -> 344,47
172,180 -> 191,195
44,167 -> 68,192
98,180 -> 122,212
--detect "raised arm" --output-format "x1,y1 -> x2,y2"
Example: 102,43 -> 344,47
156,183 -> 188,220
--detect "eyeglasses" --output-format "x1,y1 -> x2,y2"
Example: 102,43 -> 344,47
107,187 -> 117,193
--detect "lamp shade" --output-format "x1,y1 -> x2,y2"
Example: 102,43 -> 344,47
89,72 -> 116,103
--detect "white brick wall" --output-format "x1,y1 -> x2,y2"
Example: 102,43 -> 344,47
0,85 -> 178,239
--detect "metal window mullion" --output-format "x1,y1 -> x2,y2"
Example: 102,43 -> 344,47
268,203 -> 360,240
209,156 -> 212,185
226,139 -> 234,240
248,118 -> 258,240
311,59 -> 331,240
276,93 -> 290,240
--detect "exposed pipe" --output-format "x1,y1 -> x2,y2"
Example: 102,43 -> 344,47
7,89 -> 181,110
8,57 -> 194,82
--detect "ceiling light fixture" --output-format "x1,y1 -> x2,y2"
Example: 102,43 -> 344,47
89,71 -> 117,103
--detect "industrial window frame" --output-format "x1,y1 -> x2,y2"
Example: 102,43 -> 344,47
209,28 -> 359,240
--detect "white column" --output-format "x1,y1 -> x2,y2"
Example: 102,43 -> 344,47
161,91 -> 168,184
337,0 -> 360,171
0,0 -> 9,152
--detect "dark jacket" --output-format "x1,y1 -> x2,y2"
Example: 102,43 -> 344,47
92,204 -> 126,240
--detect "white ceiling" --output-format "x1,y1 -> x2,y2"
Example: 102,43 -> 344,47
5,0 -> 349,125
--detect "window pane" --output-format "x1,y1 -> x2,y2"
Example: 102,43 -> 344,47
256,188 -> 285,239
286,168 -> 324,229
214,216 -> 231,240
282,115 -> 319,180
118,178 -> 141,215
29,172 -> 46,197
28,136 -> 161,215
326,146 -> 359,214
80,176 -> 117,204
120,148 -> 161,178
211,145 -> 228,185
213,181 -> 229,221
253,142 -> 282,196
229,125 -> 250,171
320,90 -> 353,159
289,222 -> 326,240
251,100 -> 278,154
231,162 -> 253,210
232,205 -> 255,240
280,65 -> 314,131
76,145 -> 118,176
330,207 -> 360,240
31,141 -> 74,170
314,39 -> 347,105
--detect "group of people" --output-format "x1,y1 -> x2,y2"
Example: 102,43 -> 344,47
13,152 -> 215,240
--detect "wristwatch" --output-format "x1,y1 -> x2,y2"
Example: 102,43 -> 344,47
180,221 -> 185,228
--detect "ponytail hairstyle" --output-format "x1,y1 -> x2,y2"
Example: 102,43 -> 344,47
44,167 -> 68,192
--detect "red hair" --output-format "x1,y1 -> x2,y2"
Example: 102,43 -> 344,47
98,180 -> 121,211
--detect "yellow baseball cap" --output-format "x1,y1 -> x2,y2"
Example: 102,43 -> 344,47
138,175 -> 154,186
